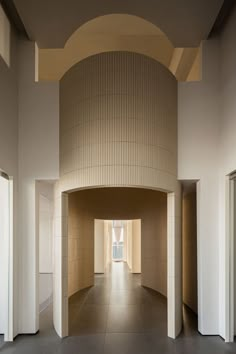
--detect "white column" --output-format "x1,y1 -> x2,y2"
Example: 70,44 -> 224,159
132,220 -> 141,273
0,176 -> 13,341
53,190 -> 68,338
167,186 -> 182,339
127,221 -> 133,270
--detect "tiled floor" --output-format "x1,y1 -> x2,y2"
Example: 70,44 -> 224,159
0,262 -> 236,353
69,262 -> 168,337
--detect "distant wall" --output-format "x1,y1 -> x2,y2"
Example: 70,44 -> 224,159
68,187 -> 167,297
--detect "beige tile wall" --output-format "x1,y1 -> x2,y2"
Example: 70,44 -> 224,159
59,52 -> 177,193
54,52 -> 181,338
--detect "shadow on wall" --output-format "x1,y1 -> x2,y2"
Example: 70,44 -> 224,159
68,187 -> 167,298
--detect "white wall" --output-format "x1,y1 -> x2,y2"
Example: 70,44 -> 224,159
17,40 -> 59,334
218,6 -> 236,339
0,14 -> 17,178
178,39 -> 220,335
0,16 -> 59,336
0,17 -> 18,338
179,6 -> 236,339
0,176 -> 9,335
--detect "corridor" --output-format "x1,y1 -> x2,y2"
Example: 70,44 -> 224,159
1,262 -> 236,353
69,262 -> 167,336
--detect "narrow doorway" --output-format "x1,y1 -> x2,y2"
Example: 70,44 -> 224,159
182,181 -> 198,334
36,181 -> 54,332
94,219 -> 141,273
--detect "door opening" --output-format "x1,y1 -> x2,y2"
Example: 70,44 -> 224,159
36,181 -> 55,333
59,188 -> 181,339
182,181 -> 198,334
94,219 -> 141,273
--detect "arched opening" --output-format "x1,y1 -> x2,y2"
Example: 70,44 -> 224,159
67,188 -> 168,336
37,14 -> 201,82
53,50 -> 182,339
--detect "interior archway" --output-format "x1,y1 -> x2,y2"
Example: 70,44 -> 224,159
37,14 -> 201,82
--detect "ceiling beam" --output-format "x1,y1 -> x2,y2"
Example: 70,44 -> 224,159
169,47 -> 200,81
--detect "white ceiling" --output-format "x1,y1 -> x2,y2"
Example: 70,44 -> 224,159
13,0 -> 223,48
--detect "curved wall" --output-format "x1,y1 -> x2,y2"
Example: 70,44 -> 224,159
60,52 -> 177,193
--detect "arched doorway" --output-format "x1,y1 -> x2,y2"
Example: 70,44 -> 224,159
53,186 -> 181,338
54,49 -> 181,339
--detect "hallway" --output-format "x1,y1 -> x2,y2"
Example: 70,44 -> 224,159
69,262 -> 167,336
0,262 -> 236,353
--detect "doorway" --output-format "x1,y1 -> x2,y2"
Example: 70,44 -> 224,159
36,181 -> 55,333
67,188 -> 168,336
54,187 -> 182,339
182,181 -> 198,334
0,172 -> 13,342
94,219 -> 141,273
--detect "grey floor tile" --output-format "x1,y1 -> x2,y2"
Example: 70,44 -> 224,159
106,305 -> 144,333
69,304 -> 109,335
57,335 -> 105,354
1,262 -> 236,354
104,333 -> 176,354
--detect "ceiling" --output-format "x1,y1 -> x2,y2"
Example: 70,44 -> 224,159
13,0 -> 223,48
